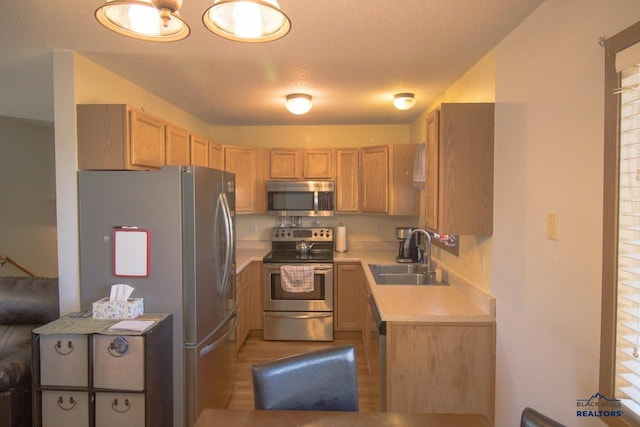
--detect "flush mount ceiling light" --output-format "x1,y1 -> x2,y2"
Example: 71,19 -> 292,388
203,0 -> 291,43
285,94 -> 312,115
95,0 -> 190,42
393,93 -> 416,111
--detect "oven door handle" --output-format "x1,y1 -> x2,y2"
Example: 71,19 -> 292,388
264,312 -> 333,320
263,265 -> 333,272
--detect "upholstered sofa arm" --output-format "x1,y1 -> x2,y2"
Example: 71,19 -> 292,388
0,325 -> 34,392
0,277 -> 59,325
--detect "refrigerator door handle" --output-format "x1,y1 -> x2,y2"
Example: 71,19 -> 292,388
219,192 -> 234,295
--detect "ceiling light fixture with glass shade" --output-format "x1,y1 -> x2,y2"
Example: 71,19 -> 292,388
285,94 -> 313,115
393,93 -> 416,110
203,0 -> 291,43
95,0 -> 190,42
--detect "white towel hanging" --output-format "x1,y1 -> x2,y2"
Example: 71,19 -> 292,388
280,265 -> 314,293
413,143 -> 426,189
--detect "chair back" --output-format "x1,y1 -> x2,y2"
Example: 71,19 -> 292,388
521,407 -> 565,427
251,344 -> 359,411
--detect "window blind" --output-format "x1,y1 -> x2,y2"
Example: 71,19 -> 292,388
616,51 -> 640,416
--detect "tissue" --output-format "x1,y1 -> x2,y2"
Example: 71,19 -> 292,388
92,284 -> 144,319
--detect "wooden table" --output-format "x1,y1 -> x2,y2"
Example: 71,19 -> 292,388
195,409 -> 493,427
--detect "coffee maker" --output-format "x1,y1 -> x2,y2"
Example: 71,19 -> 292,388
395,227 -> 420,263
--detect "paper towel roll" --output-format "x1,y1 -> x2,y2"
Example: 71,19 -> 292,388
336,225 -> 347,252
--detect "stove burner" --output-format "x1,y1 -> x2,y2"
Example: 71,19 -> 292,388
264,227 -> 335,263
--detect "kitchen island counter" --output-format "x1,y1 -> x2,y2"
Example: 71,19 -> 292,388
334,250 -> 495,323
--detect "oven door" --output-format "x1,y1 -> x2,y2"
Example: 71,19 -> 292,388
263,263 -> 333,312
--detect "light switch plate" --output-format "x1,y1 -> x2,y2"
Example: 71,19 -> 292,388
546,212 -> 558,240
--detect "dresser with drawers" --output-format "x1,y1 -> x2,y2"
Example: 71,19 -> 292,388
31,314 -> 172,427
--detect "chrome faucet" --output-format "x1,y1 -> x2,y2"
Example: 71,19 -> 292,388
404,228 -> 432,272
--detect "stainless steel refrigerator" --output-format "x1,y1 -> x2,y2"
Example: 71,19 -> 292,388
77,166 -> 236,427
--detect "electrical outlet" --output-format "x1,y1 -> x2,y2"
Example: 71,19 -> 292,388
377,224 -> 383,233
250,224 -> 257,234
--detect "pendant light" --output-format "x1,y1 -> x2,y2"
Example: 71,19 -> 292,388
285,94 -> 312,115
203,0 -> 291,43
393,93 -> 416,110
95,0 -> 190,42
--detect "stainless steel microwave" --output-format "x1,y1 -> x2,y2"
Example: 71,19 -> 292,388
267,180 -> 335,217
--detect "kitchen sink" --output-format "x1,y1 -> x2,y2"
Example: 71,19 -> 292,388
368,264 -> 448,286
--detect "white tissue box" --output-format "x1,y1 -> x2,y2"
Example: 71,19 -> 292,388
92,297 -> 144,320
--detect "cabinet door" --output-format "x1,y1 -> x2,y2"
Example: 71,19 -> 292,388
190,134 -> 209,167
225,147 -> 256,213
424,110 -> 439,231
361,146 -> 389,213
208,141 -> 224,170
165,125 -> 190,166
129,110 -> 166,169
335,149 -> 360,212
235,269 -> 249,352
304,149 -> 334,178
335,263 -> 365,331
270,148 -> 303,179
247,261 -> 264,330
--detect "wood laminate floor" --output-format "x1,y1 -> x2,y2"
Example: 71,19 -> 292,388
227,334 -> 380,412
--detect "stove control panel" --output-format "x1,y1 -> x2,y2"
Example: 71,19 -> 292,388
271,227 -> 334,242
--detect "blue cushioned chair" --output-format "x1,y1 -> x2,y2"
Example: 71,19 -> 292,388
251,345 -> 359,411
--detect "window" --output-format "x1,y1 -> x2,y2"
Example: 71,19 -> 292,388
601,21 -> 640,427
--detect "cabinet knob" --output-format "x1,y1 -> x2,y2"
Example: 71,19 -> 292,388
57,396 -> 76,411
54,340 -> 74,355
111,398 -> 131,413
108,336 -> 129,357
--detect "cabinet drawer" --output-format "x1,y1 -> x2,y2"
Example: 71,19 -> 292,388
95,392 -> 145,427
93,335 -> 145,390
42,390 -> 90,427
39,335 -> 89,387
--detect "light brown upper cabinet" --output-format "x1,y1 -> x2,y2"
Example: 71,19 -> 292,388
225,147 -> 268,214
270,148 -> 303,179
165,125 -> 190,166
361,144 -> 419,215
225,146 -> 256,213
303,148 -> 334,179
190,134 -> 209,167
335,148 -> 360,213
208,141 -> 224,170
77,104 -> 166,170
425,103 -> 494,235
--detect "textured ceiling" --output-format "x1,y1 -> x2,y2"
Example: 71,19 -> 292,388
0,0 -> 544,125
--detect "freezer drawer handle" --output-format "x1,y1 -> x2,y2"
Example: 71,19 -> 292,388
57,396 -> 76,411
200,313 -> 238,357
54,340 -> 74,356
107,336 -> 129,357
111,398 -> 131,413
265,312 -> 333,320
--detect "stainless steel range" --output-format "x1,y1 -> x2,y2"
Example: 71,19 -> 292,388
262,227 -> 334,341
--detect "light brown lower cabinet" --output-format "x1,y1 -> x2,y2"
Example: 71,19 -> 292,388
385,321 -> 495,422
236,261 -> 263,352
334,263 -> 365,331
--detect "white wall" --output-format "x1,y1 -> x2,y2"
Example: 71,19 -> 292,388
492,1 -> 640,426
0,116 -> 57,276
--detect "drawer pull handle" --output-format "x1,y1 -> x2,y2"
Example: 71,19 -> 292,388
108,336 -> 129,357
111,398 -> 131,413
54,340 -> 74,355
57,396 -> 76,411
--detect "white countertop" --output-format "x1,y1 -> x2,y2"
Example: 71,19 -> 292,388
236,245 -> 495,324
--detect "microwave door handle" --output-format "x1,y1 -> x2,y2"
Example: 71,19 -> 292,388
314,190 -> 319,214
